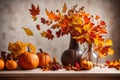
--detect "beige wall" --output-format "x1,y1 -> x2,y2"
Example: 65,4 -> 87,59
0,0 -> 120,63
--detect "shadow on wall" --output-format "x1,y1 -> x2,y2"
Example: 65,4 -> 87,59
110,0 -> 120,60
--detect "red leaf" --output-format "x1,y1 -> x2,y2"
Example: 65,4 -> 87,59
41,18 -> 46,24
56,30 -> 61,38
106,60 -> 110,64
29,4 -> 40,20
100,21 -> 106,25
47,29 -> 54,40
36,24 -> 40,30
75,62 -> 80,68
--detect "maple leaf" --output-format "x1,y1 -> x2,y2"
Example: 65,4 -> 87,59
72,15 -> 83,25
62,3 -> 67,13
108,48 -> 114,55
81,11 -> 89,17
84,16 -> 90,23
51,24 -> 60,29
83,23 -> 91,31
29,4 -> 40,21
45,9 -> 59,21
41,31 -> 47,38
36,24 -> 40,30
95,15 -> 100,20
46,29 -> 54,40
22,27 -> 33,36
100,21 -> 106,25
104,39 -> 113,46
56,30 -> 61,38
41,30 -> 54,40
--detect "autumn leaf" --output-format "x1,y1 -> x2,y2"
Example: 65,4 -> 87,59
41,31 -> 47,38
22,27 -> 33,36
41,18 -> 52,25
36,24 -> 40,30
62,3 -> 67,13
41,29 -> 54,40
45,9 -> 59,21
95,15 -> 100,20
100,21 -> 106,25
29,4 -> 40,21
81,11 -> 89,17
84,16 -> 90,23
56,30 -> 61,38
72,15 -> 83,25
108,48 -> 114,55
47,29 -> 54,40
104,39 -> 113,46
51,24 -> 60,29
83,23 -> 91,31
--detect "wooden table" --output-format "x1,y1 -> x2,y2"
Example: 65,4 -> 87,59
0,66 -> 120,80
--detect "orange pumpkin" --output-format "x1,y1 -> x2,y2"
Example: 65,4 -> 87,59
6,60 -> 17,70
18,47 -> 39,70
81,60 -> 93,70
0,58 -> 5,70
37,49 -> 51,67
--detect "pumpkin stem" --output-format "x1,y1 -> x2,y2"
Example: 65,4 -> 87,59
39,48 -> 43,53
53,57 -> 57,63
27,46 -> 31,52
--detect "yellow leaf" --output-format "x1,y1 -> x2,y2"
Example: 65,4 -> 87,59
83,23 -> 91,31
62,3 -> 67,13
22,27 -> 33,36
41,31 -> 47,37
108,48 -> 114,55
94,38 -> 104,46
104,39 -> 113,46
72,15 -> 83,25
75,27 -> 81,33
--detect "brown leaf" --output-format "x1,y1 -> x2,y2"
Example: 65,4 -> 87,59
29,4 -> 40,20
62,3 -> 67,13
36,24 -> 40,30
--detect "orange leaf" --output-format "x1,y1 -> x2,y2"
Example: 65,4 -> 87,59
29,4 -> 40,20
95,15 -> 100,20
45,9 -> 59,21
84,16 -> 90,23
62,3 -> 67,13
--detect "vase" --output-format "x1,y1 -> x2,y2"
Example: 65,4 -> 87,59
61,35 -> 87,66
82,43 -> 98,65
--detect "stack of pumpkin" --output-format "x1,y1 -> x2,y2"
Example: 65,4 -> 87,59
0,41 -> 62,70
0,41 -> 93,71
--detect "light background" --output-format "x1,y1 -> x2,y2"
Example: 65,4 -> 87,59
0,0 -> 120,63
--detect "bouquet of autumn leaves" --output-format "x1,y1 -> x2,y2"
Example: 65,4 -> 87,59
22,3 -> 114,58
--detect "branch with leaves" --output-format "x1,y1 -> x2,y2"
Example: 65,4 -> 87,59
22,3 -> 114,58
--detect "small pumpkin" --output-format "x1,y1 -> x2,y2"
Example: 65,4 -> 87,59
18,47 -> 39,70
81,60 -> 93,70
0,58 -> 5,70
37,49 -> 51,67
6,60 -> 17,70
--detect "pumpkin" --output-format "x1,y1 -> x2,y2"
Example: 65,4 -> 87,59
18,47 -> 39,70
0,58 -> 5,70
6,60 -> 17,70
81,60 -> 93,70
37,49 -> 51,67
